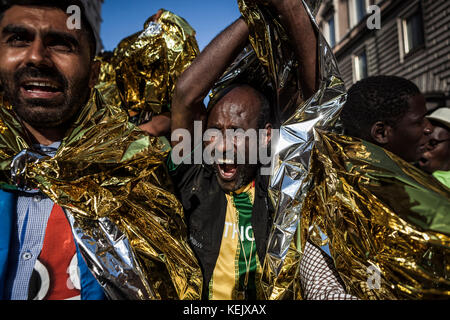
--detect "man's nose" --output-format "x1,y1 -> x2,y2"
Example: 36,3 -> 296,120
23,39 -> 52,68
424,118 -> 433,135
216,135 -> 232,153
214,133 -> 235,157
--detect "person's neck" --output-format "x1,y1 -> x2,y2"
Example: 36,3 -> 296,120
23,122 -> 64,146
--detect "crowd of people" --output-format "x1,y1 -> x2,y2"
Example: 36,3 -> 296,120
0,0 -> 448,300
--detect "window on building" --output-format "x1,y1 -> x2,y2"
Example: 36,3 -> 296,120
323,15 -> 336,48
402,10 -> 425,54
354,50 -> 368,81
328,16 -> 336,48
349,0 -> 368,28
355,0 -> 366,22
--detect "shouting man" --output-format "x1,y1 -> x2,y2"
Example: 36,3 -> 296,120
168,0 -> 354,300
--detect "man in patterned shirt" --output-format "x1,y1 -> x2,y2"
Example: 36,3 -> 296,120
0,0 -> 200,301
0,0 -> 103,300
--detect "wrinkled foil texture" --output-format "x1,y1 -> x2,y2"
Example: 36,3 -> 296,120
230,0 -> 450,300
211,0 -> 344,299
96,9 -> 199,125
303,132 -> 450,299
0,90 -> 202,299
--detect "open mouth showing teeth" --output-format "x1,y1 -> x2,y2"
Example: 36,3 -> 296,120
21,80 -> 63,99
23,82 -> 61,91
218,163 -> 237,180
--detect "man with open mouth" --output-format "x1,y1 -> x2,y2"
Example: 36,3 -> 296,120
0,0 -> 202,301
168,0 -> 355,300
0,3 -> 97,142
0,0 -> 100,301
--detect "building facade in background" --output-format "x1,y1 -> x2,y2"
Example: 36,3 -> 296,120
317,0 -> 450,110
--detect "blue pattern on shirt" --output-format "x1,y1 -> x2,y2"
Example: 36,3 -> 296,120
5,142 -> 60,300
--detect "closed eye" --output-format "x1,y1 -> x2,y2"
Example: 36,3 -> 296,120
46,38 -> 74,52
44,32 -> 80,53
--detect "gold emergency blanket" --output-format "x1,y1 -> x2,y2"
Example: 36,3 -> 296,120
0,90 -> 202,300
96,9 -> 199,125
212,0 -> 344,299
302,131 -> 450,299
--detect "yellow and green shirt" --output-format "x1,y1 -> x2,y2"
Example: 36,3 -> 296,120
208,182 -> 262,300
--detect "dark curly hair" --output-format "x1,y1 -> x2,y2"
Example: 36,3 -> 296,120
340,75 -> 421,141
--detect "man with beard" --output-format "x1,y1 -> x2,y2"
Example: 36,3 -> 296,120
419,107 -> 450,188
0,0 -> 102,300
168,0 -> 354,300
0,0 -> 202,301
0,2 -> 98,144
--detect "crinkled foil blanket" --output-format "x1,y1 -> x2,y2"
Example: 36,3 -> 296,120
220,0 -> 450,299
0,9 -> 202,300
213,0 -> 345,299
96,9 -> 199,125
303,132 -> 450,299
0,90 -> 202,299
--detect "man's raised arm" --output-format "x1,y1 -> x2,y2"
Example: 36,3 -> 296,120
171,0 -> 319,146
271,0 -> 319,100
170,18 -> 249,146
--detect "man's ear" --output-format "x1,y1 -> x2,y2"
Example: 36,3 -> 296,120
88,60 -> 101,89
370,121 -> 391,145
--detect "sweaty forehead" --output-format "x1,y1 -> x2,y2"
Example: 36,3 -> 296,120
1,6 -> 76,34
207,86 -> 261,128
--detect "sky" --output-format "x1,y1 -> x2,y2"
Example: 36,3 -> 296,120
100,0 -> 241,52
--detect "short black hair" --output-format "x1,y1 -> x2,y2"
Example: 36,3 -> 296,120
340,75 -> 421,140
208,83 -> 272,130
255,88 -> 271,130
0,0 -> 97,58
